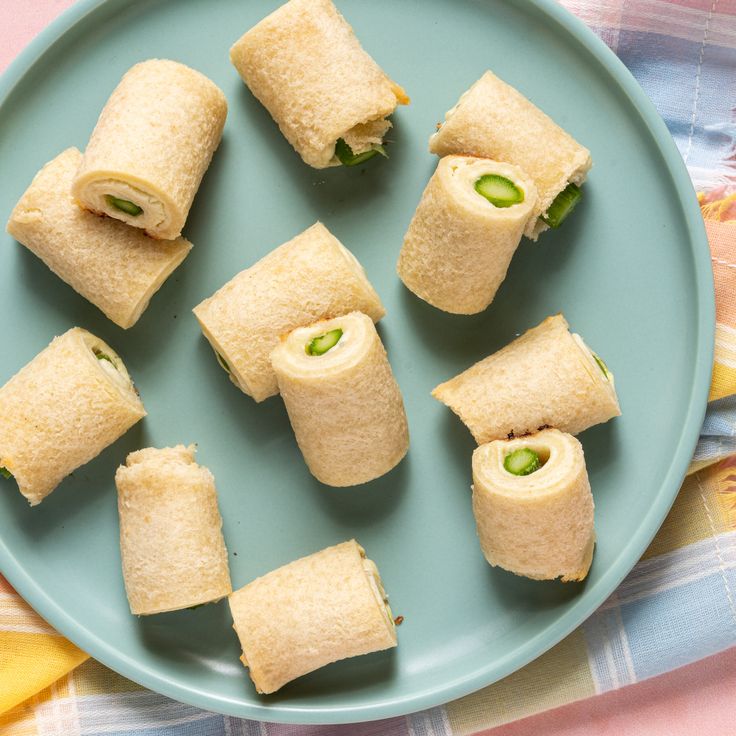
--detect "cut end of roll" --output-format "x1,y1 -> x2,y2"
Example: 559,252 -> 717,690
228,539 -> 396,694
116,443 -> 231,615
398,155 -> 537,315
472,429 -> 595,582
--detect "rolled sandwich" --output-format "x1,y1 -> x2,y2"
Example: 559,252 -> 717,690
229,0 -> 409,168
229,539 -> 397,694
472,428 -> 595,581
433,314 -> 620,444
7,148 -> 192,329
116,445 -> 231,615
429,71 -> 592,240
271,311 -> 408,486
0,328 -> 146,505
72,59 -> 227,239
397,155 -> 537,314
193,222 -> 385,402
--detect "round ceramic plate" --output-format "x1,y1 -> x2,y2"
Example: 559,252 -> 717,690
0,0 -> 714,725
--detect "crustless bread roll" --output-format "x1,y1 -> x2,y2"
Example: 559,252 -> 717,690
72,59 -> 227,239
7,148 -> 191,329
472,429 -> 595,581
429,71 -> 592,240
397,155 -> 537,314
433,314 -> 620,444
271,312 -> 408,486
229,539 -> 396,694
230,0 -> 409,168
0,328 -> 145,505
193,222 -> 385,402
116,445 -> 231,615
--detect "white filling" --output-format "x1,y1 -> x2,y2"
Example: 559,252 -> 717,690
362,557 -> 393,624
95,352 -> 131,392
572,333 -> 615,390
340,118 -> 391,156
82,179 -> 167,233
446,158 -> 529,216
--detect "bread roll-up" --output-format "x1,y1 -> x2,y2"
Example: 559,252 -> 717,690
0,328 -> 145,505
229,539 -> 396,694
433,314 -> 620,444
115,445 -> 231,615
271,312 -> 408,486
193,222 -> 385,402
472,428 -> 595,581
397,156 -> 537,314
7,149 -> 191,329
429,71 -> 592,240
72,59 -> 227,239
230,0 -> 408,168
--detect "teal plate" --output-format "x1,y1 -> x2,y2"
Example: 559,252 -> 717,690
0,0 -> 714,725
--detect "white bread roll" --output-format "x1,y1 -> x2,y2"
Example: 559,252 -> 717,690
72,60 -> 227,239
397,156 -> 537,314
193,222 -> 385,402
433,314 -> 620,444
229,0 -> 408,168
0,328 -> 146,505
229,539 -> 396,694
115,445 -> 231,615
472,429 -> 595,581
271,312 -> 408,486
429,71 -> 592,240
7,149 -> 192,329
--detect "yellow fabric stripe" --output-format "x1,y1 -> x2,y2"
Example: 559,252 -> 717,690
709,360 -> 736,402
445,628 -> 594,734
644,461 -> 731,559
0,631 -> 87,714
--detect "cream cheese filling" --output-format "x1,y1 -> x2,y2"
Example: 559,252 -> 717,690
362,557 -> 394,626
93,349 -> 132,393
446,158 -> 529,215
82,179 -> 167,233
571,333 -> 616,394
324,118 -> 392,166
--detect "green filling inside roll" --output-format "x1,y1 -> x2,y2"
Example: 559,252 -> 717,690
474,175 -> 524,208
216,352 -> 231,374
105,195 -> 143,217
593,353 -> 611,380
504,448 -> 542,476
306,328 -> 343,356
542,183 -> 582,228
0,467 -> 12,479
335,138 -> 387,166
93,348 -> 115,365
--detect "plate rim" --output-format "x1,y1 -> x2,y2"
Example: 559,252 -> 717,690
0,0 -> 716,724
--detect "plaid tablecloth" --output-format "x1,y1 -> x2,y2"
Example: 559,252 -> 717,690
1,1 -> 735,734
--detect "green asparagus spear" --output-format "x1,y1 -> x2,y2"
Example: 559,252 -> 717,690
216,352 -> 231,374
306,328 -> 343,356
542,183 -> 582,228
0,467 -> 12,479
335,138 -> 387,166
474,174 -> 524,208
503,448 -> 542,476
593,353 -> 611,379
105,195 -> 143,217
93,349 -> 114,365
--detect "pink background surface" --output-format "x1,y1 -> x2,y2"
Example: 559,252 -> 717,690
1,1 -> 734,733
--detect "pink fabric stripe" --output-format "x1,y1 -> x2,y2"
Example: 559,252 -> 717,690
0,0 -> 75,73
473,647 -> 736,736
265,718 -> 409,736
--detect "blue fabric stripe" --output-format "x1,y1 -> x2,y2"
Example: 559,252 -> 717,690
614,30 -> 736,180
621,566 -> 736,682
